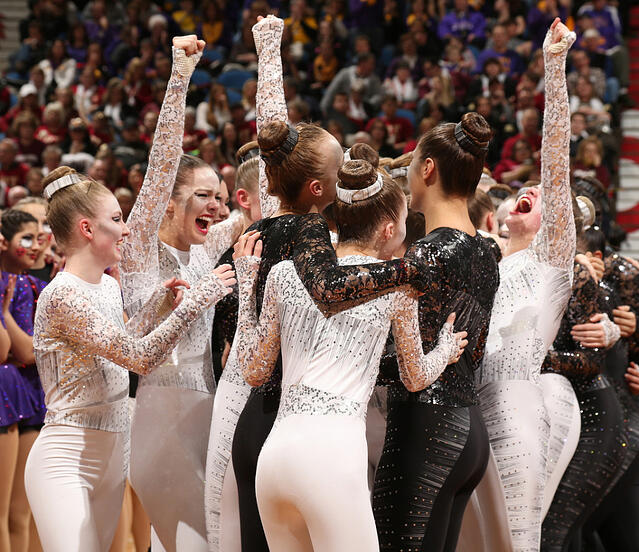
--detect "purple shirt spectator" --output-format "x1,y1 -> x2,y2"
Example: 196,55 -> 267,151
437,0 -> 486,44
527,4 -> 569,50
579,5 -> 620,49
348,0 -> 384,31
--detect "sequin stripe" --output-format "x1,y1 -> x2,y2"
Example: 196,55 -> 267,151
139,351 -> 214,393
478,380 -> 549,551
44,394 -> 130,432
205,350 -> 252,551
373,404 -> 470,551
275,383 -> 367,423
541,387 -> 626,551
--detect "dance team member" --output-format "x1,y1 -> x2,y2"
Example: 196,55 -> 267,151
119,35 -> 242,552
24,167 -> 235,551
233,159 -> 466,551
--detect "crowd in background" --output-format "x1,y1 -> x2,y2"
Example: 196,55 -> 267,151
0,0 -> 632,246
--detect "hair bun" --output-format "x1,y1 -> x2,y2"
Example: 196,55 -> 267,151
349,143 -> 379,168
337,159 -> 377,191
258,121 -> 299,166
460,112 -> 492,149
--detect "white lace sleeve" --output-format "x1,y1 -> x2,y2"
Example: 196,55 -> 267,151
530,27 -> 576,272
253,15 -> 286,218
120,46 -> 202,275
203,211 -> 243,263
43,272 -> 229,375
391,291 -> 459,392
234,256 -> 281,386
600,312 -> 621,348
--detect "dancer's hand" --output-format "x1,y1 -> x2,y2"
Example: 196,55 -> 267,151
613,305 -> 636,338
212,264 -> 237,294
549,17 -> 571,45
575,254 -> 598,282
570,313 -> 608,348
443,313 -> 468,365
625,362 -> 639,395
162,277 -> 190,309
172,35 -> 205,56
233,230 -> 263,261
2,275 -> 16,314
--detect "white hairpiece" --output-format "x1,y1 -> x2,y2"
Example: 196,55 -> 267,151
43,173 -> 83,200
576,195 -> 596,230
343,148 -> 351,162
390,166 -> 408,179
336,173 -> 384,205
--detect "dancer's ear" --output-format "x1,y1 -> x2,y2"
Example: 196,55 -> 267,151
421,158 -> 437,187
78,218 -> 93,241
308,179 -> 322,198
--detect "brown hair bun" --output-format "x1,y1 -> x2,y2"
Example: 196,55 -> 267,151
258,121 -> 297,166
349,143 -> 379,168
337,160 -> 377,191
459,112 -> 492,152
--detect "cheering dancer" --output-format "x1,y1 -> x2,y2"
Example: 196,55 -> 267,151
24,167 -> 234,551
233,160 -> 466,551
118,36 -> 242,552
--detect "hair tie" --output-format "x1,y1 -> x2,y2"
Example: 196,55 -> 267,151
260,124 -> 299,166
238,147 -> 260,165
576,195 -> 596,230
390,166 -> 408,179
454,122 -> 488,157
336,173 -> 384,205
343,148 -> 351,162
43,173 -> 83,200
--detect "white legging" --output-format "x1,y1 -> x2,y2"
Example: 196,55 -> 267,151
256,414 -> 378,552
539,372 -> 581,516
25,424 -> 127,552
129,385 -> 213,552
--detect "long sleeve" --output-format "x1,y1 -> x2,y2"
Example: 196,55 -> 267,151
253,16 -> 286,218
120,46 -> 202,275
290,215 -> 418,313
391,291 -> 458,392
203,212 -> 243,263
543,263 -> 606,378
43,272 -> 229,376
235,256 -> 282,387
125,285 -> 174,338
530,27 -> 576,271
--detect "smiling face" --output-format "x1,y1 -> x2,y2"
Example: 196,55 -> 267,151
3,222 -> 40,271
90,193 -> 130,266
170,166 -> 221,246
505,186 -> 542,238
15,202 -> 50,255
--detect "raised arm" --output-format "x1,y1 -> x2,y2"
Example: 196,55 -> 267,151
291,215 -> 418,313
391,293 -> 462,392
234,255 -> 281,387
120,38 -> 203,274
253,16 -> 286,218
530,20 -> 576,271
42,273 -> 229,376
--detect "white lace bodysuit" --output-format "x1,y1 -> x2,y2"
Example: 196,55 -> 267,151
477,30 -> 577,386
235,255 -> 458,422
119,47 -> 242,394
33,271 -> 229,432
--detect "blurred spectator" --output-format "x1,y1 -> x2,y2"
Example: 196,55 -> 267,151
313,41 -> 339,90
386,34 -> 424,82
217,122 -> 242,167
573,136 -> 611,189
568,49 -> 608,101
29,66 -> 48,107
100,78 -> 136,131
578,0 -> 621,49
63,117 -> 97,157
115,187 -> 135,220
320,53 -> 382,115
467,56 -> 517,102
418,73 -> 457,121
89,111 -> 115,146
570,111 -> 590,157
287,98 -> 310,125
199,138 -> 224,171
323,92 -> 359,136
500,107 -> 541,161
285,0 -> 318,51
140,111 -> 158,145
475,23 -> 524,77
66,21 -> 90,65
183,108 -> 208,154
73,67 -> 104,117
198,0 -> 232,52
84,0 -> 120,57
196,82 -> 230,135
527,0 -> 571,51
437,0 -> 486,46
35,102 -> 67,145
172,0 -> 199,34
569,75 -> 611,124
1,84 -> 42,136
10,21 -> 47,79
242,79 -> 257,122
493,138 -> 538,186
38,39 -> 77,91
112,118 -> 149,170
7,186 -> 29,207
221,165 -> 236,198
0,139 -> 30,189
128,163 -> 145,196
11,112 -> 45,168
384,61 -> 419,109
41,145 -> 62,176
25,167 -> 44,197
90,144 -> 127,190
367,119 -> 399,157
123,58 -> 153,109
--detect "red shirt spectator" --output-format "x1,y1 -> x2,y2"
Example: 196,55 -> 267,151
366,94 -> 414,150
500,108 -> 542,160
0,139 -> 30,188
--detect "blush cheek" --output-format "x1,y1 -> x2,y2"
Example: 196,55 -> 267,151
15,247 -> 26,257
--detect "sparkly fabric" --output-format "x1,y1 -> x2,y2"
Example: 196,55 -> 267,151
0,274 -> 47,427
541,264 -> 626,551
33,270 -> 230,432
119,46 -> 242,394
604,254 -> 639,361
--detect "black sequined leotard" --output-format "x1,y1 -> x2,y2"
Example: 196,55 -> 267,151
541,263 -> 626,552
372,228 -> 499,552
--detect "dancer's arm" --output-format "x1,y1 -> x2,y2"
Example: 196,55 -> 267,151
530,19 -> 576,271
543,263 -> 607,376
42,271 -> 232,375
203,213 -> 244,264
391,297 -> 466,392
234,255 -> 281,386
253,15 -> 286,218
120,37 -> 203,274
291,214 -> 418,313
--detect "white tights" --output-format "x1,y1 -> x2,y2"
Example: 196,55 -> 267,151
25,424 -> 127,552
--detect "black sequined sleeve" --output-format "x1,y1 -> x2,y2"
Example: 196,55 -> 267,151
292,215 -> 419,311
604,256 -> 639,360
543,262 -> 607,377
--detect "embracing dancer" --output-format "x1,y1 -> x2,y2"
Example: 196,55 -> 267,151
471,19 -> 576,552
233,159 -> 466,551
118,36 -> 243,552
24,167 -> 235,551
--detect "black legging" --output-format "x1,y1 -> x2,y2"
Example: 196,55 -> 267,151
541,385 -> 626,552
373,402 -> 489,552
232,386 -> 280,552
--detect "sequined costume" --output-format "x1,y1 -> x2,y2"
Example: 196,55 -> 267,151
232,253 -> 456,550
372,228 -> 498,552
541,263 -> 626,552
0,274 -> 47,430
204,17 -> 285,551
118,47 -> 242,552
25,267 -> 230,551
580,255 -> 639,550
